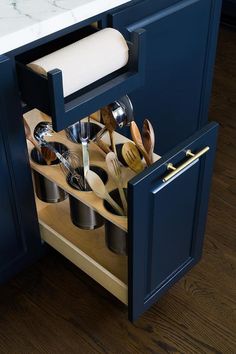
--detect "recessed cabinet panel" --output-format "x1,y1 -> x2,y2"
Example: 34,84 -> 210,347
128,122 -> 218,321
148,161 -> 199,294
110,0 -> 222,154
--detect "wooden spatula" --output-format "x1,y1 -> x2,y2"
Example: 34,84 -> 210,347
130,121 -> 152,166
122,142 -> 144,174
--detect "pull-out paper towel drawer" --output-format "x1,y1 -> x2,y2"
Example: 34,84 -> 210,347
16,25 -> 146,131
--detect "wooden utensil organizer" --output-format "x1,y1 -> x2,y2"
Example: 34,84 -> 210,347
24,108 -> 160,305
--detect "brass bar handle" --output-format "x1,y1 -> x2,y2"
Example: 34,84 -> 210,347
163,146 -> 210,183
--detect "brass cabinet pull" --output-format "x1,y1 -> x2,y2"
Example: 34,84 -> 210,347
163,146 -> 210,182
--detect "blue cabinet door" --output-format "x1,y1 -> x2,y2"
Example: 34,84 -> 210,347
0,56 -> 41,282
109,0 -> 222,154
128,122 -> 218,321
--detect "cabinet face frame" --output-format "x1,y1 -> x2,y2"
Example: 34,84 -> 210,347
0,55 -> 41,283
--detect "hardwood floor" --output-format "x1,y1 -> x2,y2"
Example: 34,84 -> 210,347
0,27 -> 236,353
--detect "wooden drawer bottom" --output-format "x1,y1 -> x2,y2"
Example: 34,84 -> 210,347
37,198 -> 128,304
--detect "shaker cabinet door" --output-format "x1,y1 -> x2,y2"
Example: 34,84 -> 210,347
128,122 -> 218,321
109,0 -> 222,154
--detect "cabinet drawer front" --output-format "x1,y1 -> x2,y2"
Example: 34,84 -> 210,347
15,25 -> 146,132
128,122 -> 218,321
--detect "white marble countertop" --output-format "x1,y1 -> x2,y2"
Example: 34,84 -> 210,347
0,0 -> 131,55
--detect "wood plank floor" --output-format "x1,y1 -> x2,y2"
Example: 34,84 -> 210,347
0,26 -> 236,353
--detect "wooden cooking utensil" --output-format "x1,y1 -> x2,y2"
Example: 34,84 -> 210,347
86,170 -> 124,216
90,111 -> 101,123
121,142 -> 144,174
95,139 -> 112,154
41,146 -> 57,165
130,121 -> 152,166
142,119 -> 155,164
100,106 -> 117,154
23,118 -> 42,155
106,152 -> 128,216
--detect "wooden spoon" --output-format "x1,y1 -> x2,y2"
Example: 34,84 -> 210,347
142,119 -> 155,164
106,152 -> 128,216
86,170 -> 124,216
130,121 -> 152,166
23,118 -> 42,155
122,142 -> 144,174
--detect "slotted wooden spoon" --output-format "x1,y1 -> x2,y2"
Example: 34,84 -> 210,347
122,142 -> 144,174
130,121 -> 152,166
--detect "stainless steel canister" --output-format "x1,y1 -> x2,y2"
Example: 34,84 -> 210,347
31,142 -> 68,203
65,122 -> 102,143
104,188 -> 128,256
67,166 -> 108,230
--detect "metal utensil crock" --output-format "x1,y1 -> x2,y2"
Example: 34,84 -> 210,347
67,166 -> 108,230
104,188 -> 128,255
31,142 -> 68,203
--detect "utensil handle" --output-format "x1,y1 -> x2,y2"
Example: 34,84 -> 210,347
105,194 -> 125,216
82,142 -> 90,188
109,131 -> 117,156
118,186 -> 128,216
95,139 -> 112,154
138,146 -> 152,166
149,151 -> 154,164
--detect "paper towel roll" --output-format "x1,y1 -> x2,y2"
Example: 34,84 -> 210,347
27,28 -> 129,97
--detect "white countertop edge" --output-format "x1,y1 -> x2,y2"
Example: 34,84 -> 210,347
0,0 -> 131,55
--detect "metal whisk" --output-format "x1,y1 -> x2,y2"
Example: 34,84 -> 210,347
60,151 -> 84,191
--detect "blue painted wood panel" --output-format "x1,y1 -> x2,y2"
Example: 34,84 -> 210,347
0,137 -> 24,268
110,0 -> 222,154
128,122 -> 218,321
0,56 -> 42,283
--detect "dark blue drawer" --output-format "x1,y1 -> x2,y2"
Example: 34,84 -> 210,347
15,25 -> 146,132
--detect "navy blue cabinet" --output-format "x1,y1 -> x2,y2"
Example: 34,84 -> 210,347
110,0 -> 222,154
0,56 -> 41,282
0,0 -> 222,321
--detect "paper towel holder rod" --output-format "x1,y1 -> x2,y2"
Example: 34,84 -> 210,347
16,28 -> 146,132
